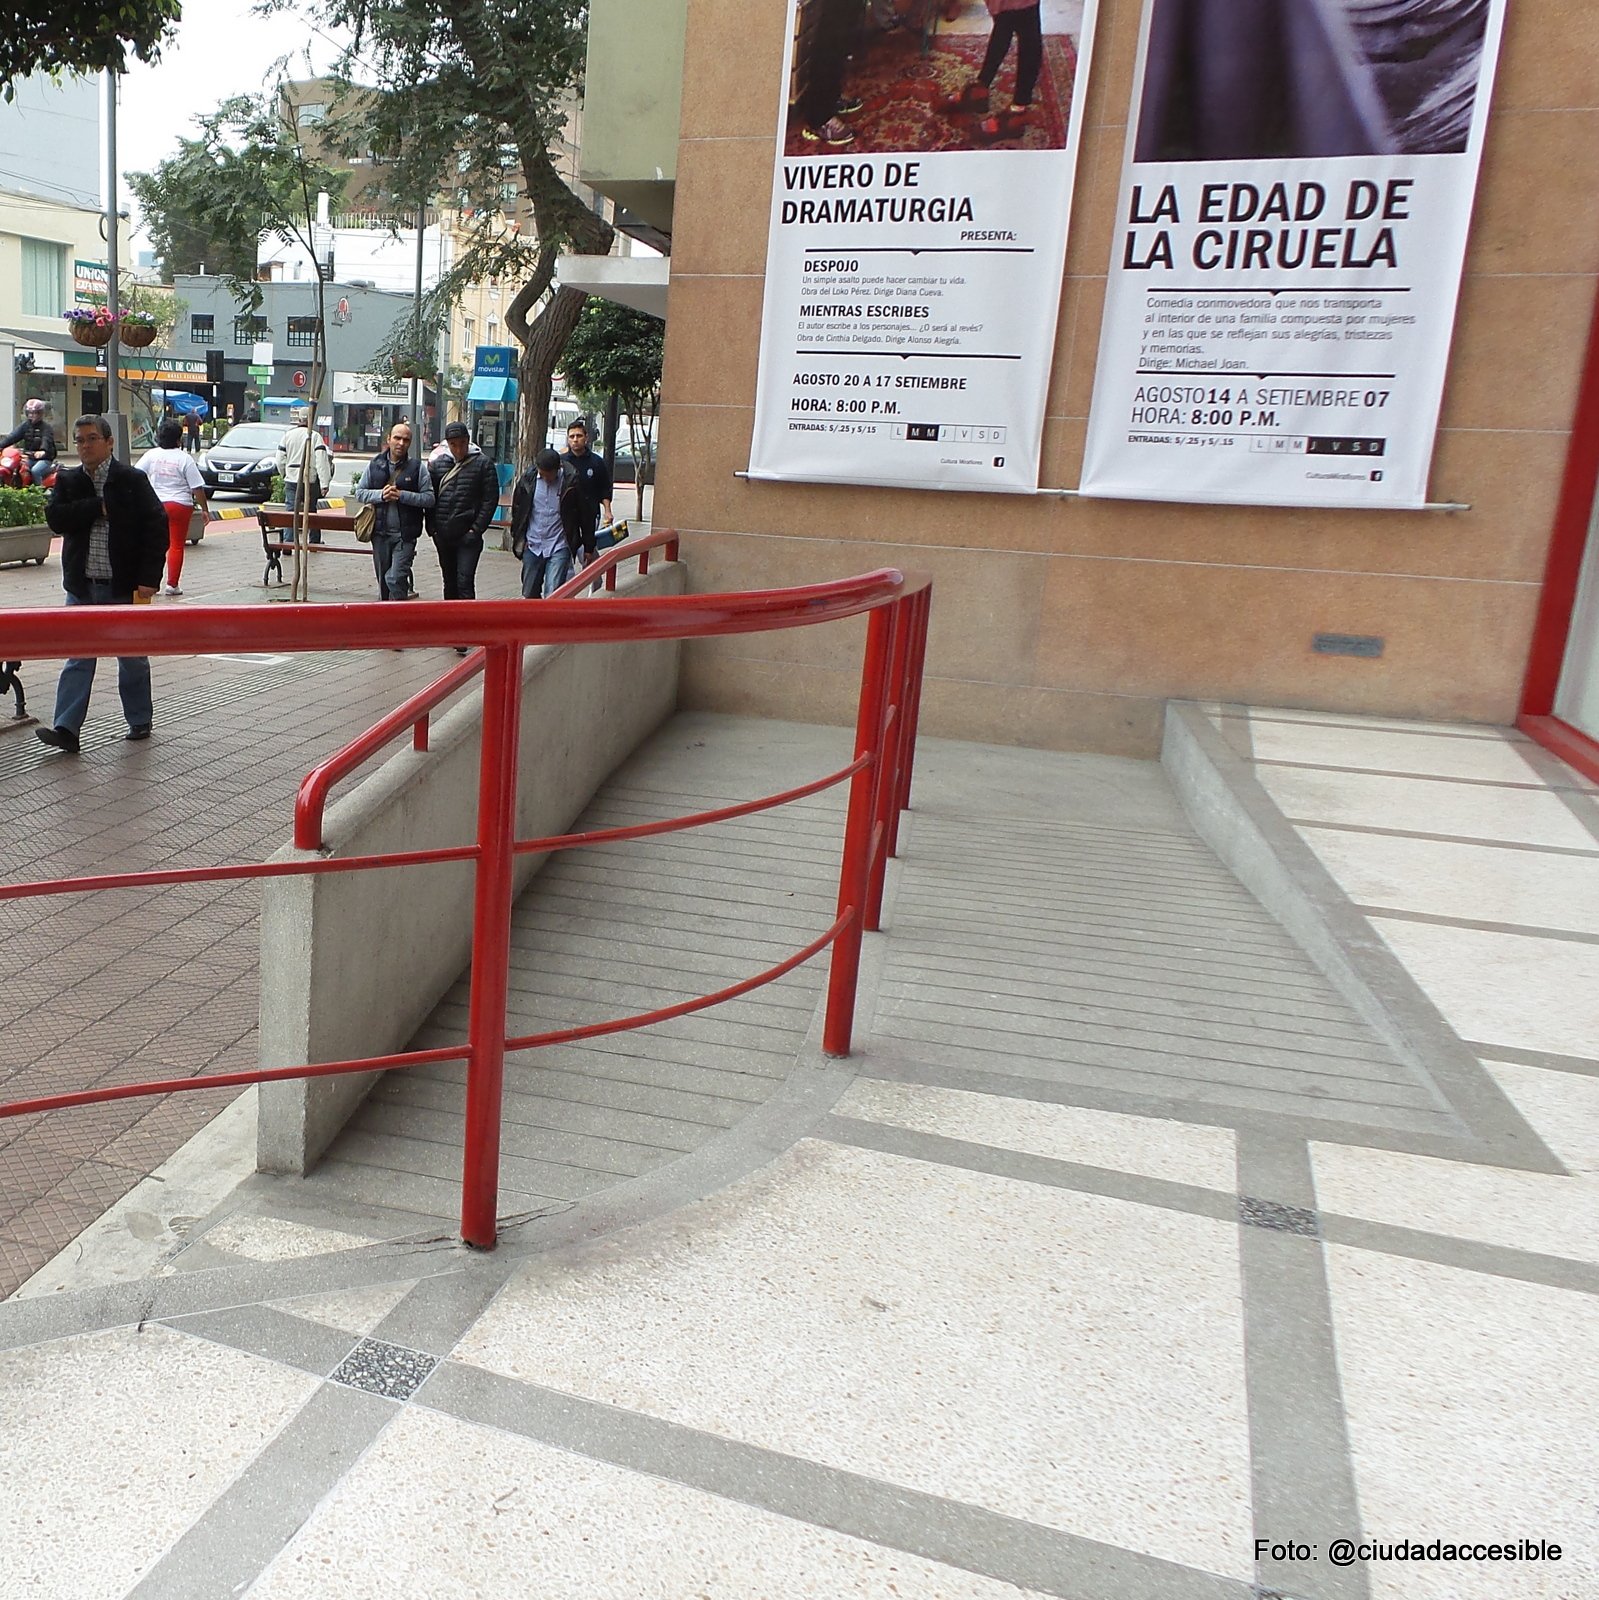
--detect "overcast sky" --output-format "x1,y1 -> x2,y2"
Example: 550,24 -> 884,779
117,0 -> 350,233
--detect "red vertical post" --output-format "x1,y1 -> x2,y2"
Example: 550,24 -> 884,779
823,605 -> 894,1059
896,586 -> 930,817
883,595 -> 919,862
459,642 -> 524,1248
866,601 -> 909,930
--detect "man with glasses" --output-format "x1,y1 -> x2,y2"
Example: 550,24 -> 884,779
35,415 -> 167,754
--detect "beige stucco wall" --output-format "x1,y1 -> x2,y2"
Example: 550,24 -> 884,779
652,0 -> 1599,755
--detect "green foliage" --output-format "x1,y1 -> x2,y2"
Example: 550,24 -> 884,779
128,94 -> 348,297
0,0 -> 181,96
560,299 -> 663,512
559,300 -> 663,413
128,141 -> 258,282
265,0 -> 613,466
0,486 -> 48,529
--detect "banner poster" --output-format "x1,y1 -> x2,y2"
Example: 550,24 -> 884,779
1081,0 -> 1508,509
747,0 -> 1102,494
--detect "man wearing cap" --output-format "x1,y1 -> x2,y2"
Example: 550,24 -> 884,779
509,448 -> 592,599
425,422 -> 500,601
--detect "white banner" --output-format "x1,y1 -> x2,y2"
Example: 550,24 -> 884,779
748,0 -> 1101,494
1081,0 -> 1507,509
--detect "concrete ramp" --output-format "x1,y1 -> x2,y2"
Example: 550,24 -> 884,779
225,710 -> 1547,1244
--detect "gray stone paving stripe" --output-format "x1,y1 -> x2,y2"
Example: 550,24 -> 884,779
371,1261 -> 510,1358
1232,713 -> 1525,744
1290,817 -> 1599,858
1164,705 -> 1563,1178
1547,780 -> 1599,847
1236,1134 -> 1370,1600
1318,1213 -> 1599,1298
1252,758 -> 1594,796
159,1302 -> 359,1377
824,1100 -> 1599,1296
1515,740 -> 1599,813
0,1241 -> 465,1355
819,1112 -> 1236,1219
123,1379 -> 397,1600
852,1051 -> 1558,1173
417,1362 -> 1253,1600
1467,1041 -> 1599,1078
1216,704 -> 1257,761
1358,905 -> 1599,945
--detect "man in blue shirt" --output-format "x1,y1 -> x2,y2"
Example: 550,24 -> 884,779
509,448 -> 591,599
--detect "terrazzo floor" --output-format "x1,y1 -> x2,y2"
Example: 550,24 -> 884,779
1,708 -> 1594,1600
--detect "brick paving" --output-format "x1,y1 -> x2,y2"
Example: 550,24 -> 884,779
0,517 -> 534,1295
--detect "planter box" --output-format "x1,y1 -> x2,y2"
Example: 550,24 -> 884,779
0,523 -> 51,567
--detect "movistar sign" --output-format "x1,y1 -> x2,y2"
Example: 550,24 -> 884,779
473,345 -> 516,377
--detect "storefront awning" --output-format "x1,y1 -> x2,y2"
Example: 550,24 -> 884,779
467,375 -> 519,404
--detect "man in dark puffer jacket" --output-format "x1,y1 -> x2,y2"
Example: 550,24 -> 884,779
425,422 -> 501,601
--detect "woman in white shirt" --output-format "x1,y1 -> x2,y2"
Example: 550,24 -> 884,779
138,418 -> 211,595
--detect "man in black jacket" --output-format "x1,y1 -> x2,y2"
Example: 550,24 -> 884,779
509,449 -> 594,599
425,422 -> 500,601
36,415 -> 167,755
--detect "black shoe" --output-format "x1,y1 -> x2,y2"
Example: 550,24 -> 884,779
36,725 -> 80,754
454,647 -> 469,657
125,724 -> 152,742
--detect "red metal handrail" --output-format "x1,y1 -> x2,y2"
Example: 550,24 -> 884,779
293,527 -> 684,847
0,557 -> 932,1249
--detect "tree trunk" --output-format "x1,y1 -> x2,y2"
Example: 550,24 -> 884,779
512,283 -> 589,472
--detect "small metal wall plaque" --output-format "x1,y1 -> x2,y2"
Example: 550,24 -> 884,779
1312,633 -> 1385,659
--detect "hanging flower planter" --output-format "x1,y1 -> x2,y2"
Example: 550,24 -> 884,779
66,316 -> 115,348
120,321 -> 157,349
391,354 -> 432,381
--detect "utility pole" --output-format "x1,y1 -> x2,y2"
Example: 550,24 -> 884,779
103,70 -> 127,459
412,200 -> 426,446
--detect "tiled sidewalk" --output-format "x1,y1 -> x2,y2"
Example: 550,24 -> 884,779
0,522 -> 533,1293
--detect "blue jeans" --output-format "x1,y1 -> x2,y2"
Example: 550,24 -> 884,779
372,531 -> 417,600
521,543 -> 574,599
53,583 -> 152,733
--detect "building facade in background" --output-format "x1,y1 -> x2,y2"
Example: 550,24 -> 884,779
572,0 -> 1599,777
0,74 -> 136,433
167,276 -> 419,452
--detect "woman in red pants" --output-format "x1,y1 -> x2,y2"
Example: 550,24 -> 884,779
136,418 -> 211,596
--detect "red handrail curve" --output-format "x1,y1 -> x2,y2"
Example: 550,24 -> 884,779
293,527 -> 682,847
0,558 -> 932,1250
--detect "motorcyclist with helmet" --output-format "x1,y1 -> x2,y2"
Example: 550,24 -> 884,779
0,398 -> 58,487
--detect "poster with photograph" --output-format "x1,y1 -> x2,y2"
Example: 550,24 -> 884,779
748,0 -> 1101,494
1081,0 -> 1508,509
